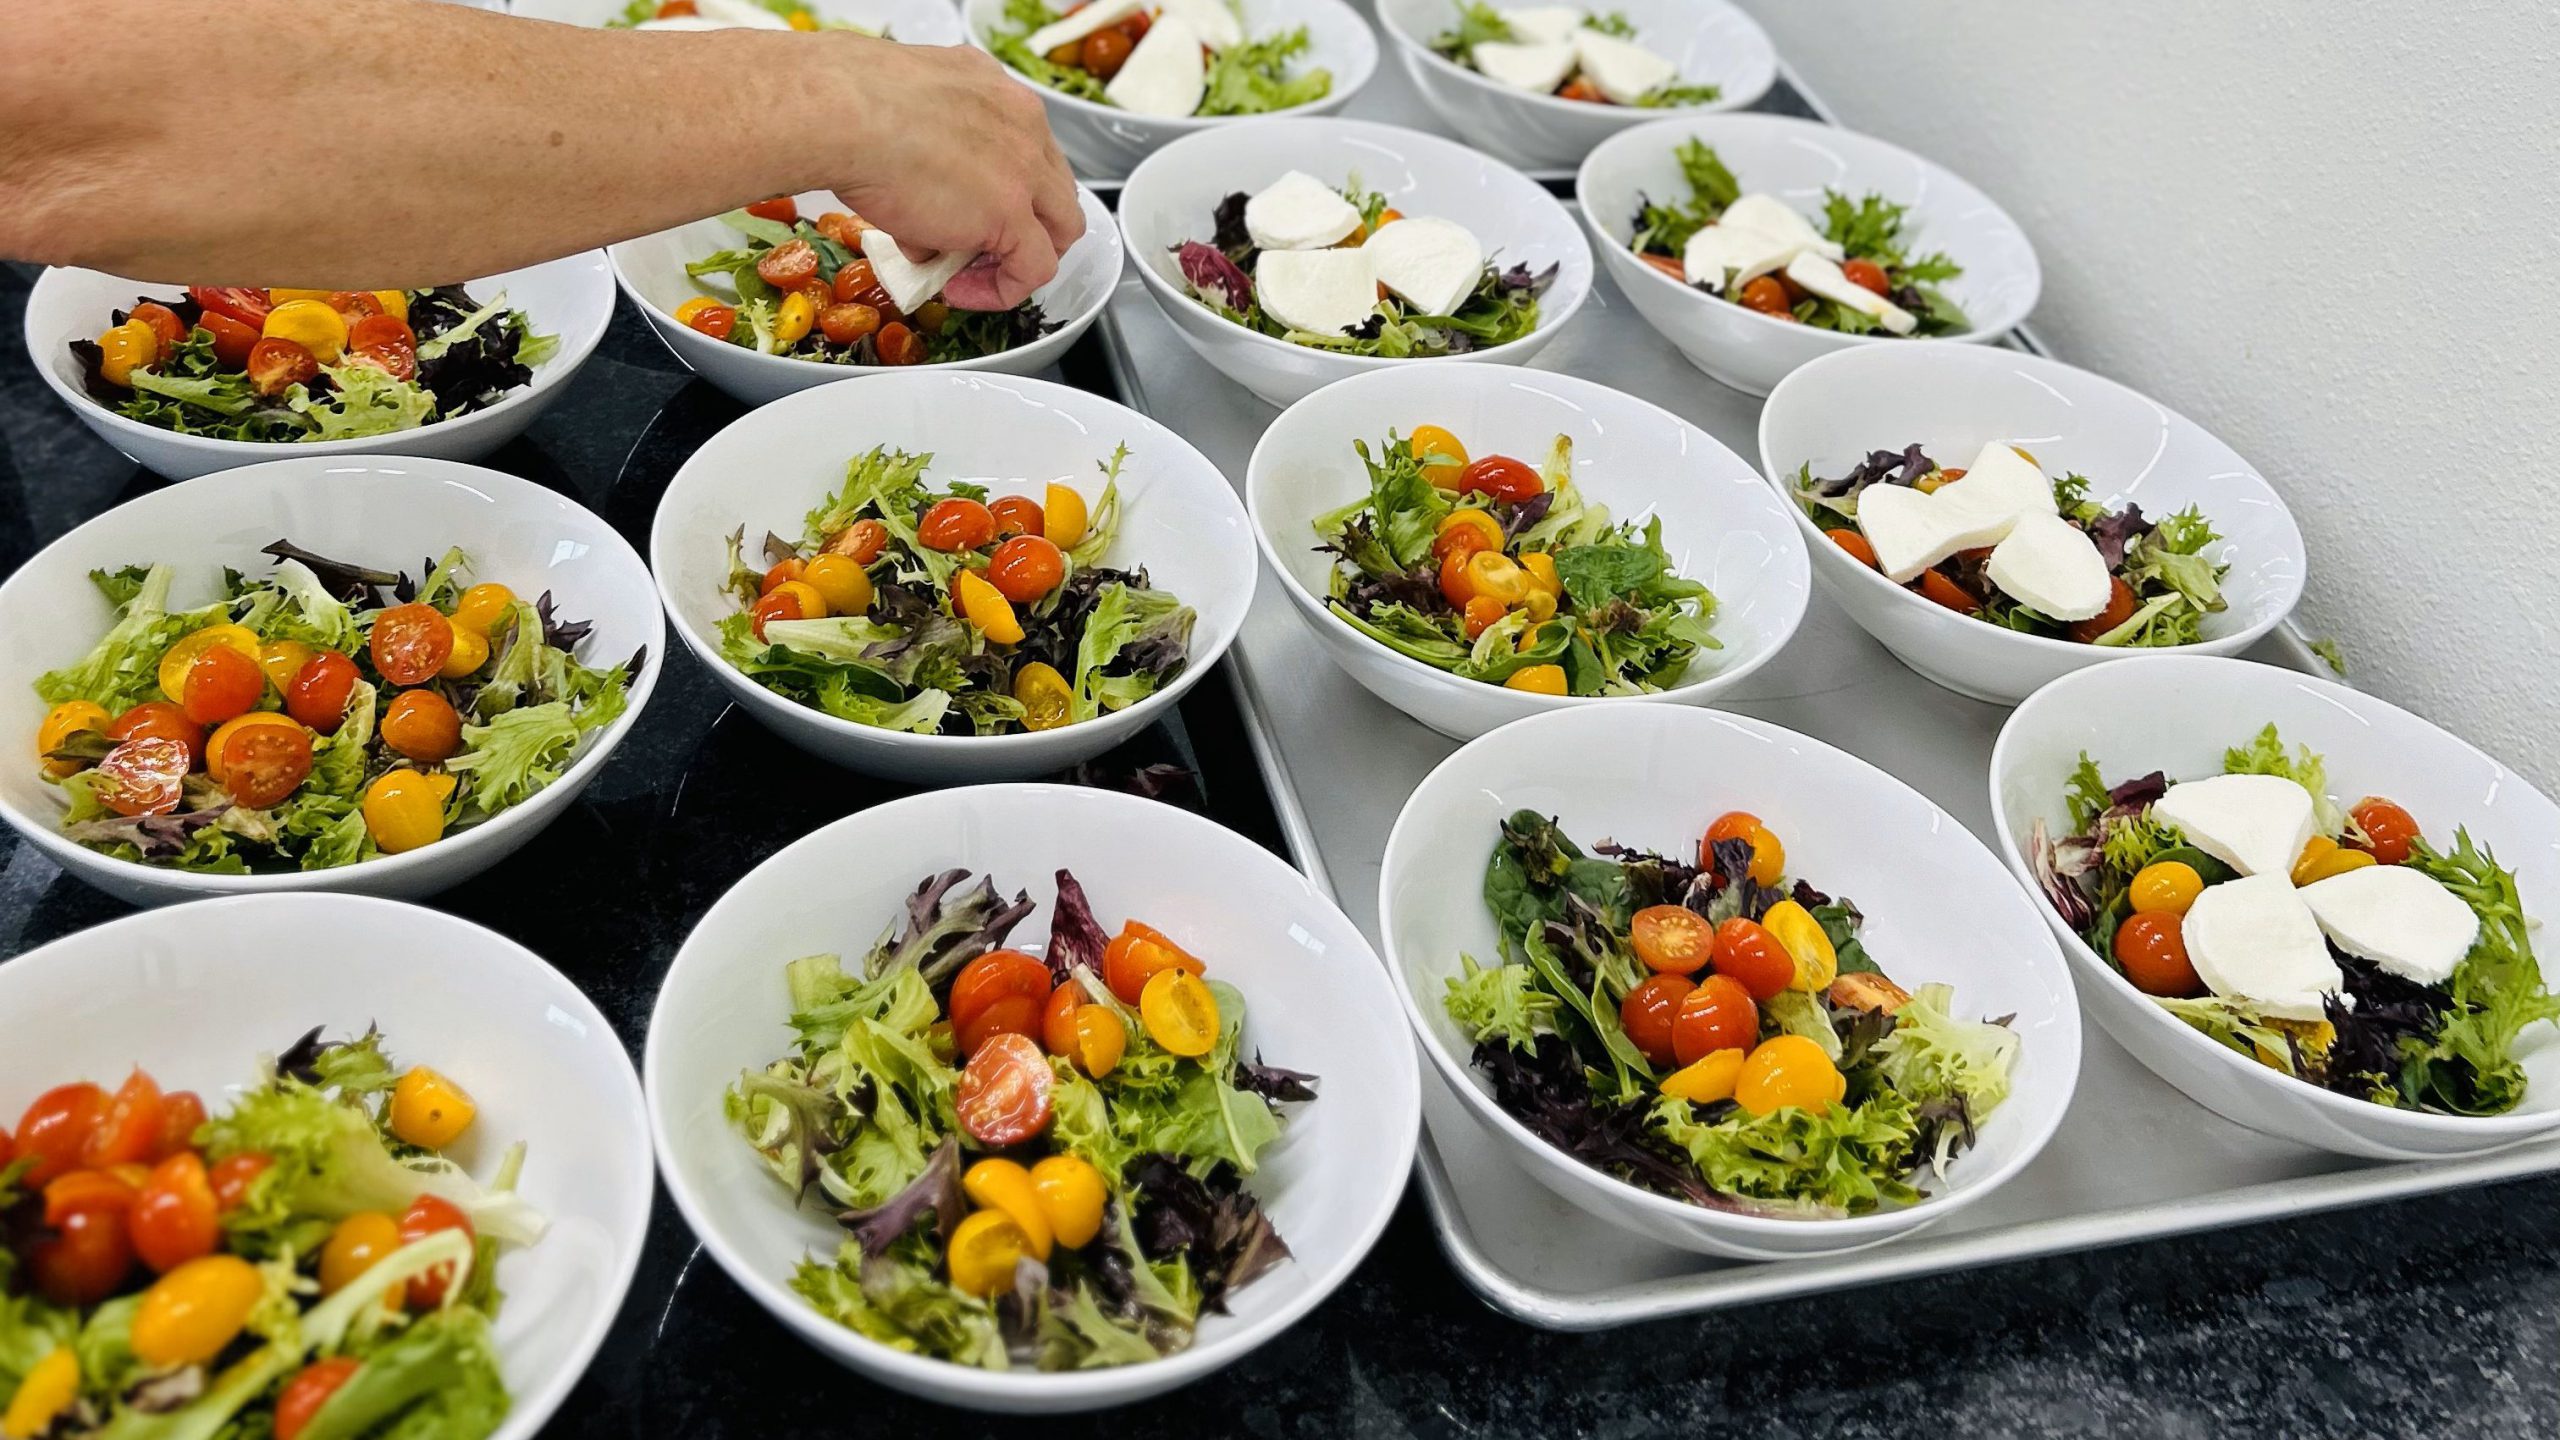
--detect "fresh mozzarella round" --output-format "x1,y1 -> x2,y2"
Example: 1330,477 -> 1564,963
1940,442 -> 2058,522
1571,28 -> 1676,106
2183,873 -> 2342,1022
1104,11 -> 1209,118
2300,864 -> 2480,986
1471,38 -> 1578,94
2151,773 -> 2319,881
1244,172 -> 1365,252
1682,223 -> 1795,292
1022,0 -> 1144,58
1253,248 -> 1380,336
1362,216 -> 1484,319
1499,5 -> 1583,44
1985,511 -> 2110,621
1783,253 -> 1917,336
1718,195 -> 1843,263
1157,0 -> 1244,49
1856,482 -> 2012,584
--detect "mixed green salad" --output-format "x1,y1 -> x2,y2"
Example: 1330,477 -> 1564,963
1447,808 -> 2017,1215
0,1029 -> 540,1440
610,0 -> 866,30
729,868 -> 1313,1369
74,287 -> 555,444
990,0 -> 1331,118
720,445 -> 1193,736
1431,4 -> 1722,107
2036,726 -> 2557,1115
1312,426 -> 1716,696
32,544 -> 635,873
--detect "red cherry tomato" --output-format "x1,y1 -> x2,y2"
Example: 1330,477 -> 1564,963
749,588 -> 803,642
744,196 -> 800,225
246,337 -> 318,397
106,701 -> 204,767
16,1083 -> 107,1187
2350,798 -> 2422,866
128,302 -> 187,357
957,995 -> 1043,1058
368,603 -> 455,685
831,260 -> 888,307
30,1205 -> 133,1306
1737,275 -> 1794,319
220,722 -> 316,808
42,1169 -> 138,1226
1102,921 -> 1205,1005
2070,577 -> 2140,643
685,303 -> 738,340
153,1091 -> 207,1161
1040,980 -> 1087,1056
1629,905 -> 1715,975
130,1152 -> 222,1273
818,303 -> 881,346
398,1194 -> 475,1309
1917,569 -> 1979,615
1080,27 -> 1134,77
209,1153 -> 272,1211
1618,974 -> 1694,1069
274,1358 -> 363,1440
1709,917 -> 1795,1000
917,498 -> 998,552
181,643 -> 264,726
990,495 -> 1045,538
1840,259 -> 1892,295
956,1032 -> 1053,1147
2113,912 -> 2201,997
187,286 -> 273,329
197,312 -> 261,368
947,951 -> 1054,1048
754,239 -> 820,289
873,322 -> 925,366
1455,455 -> 1544,505
286,651 -> 359,733
92,737 -> 191,817
83,1069 -> 166,1168
345,314 -> 418,382
1672,974 -> 1759,1066
986,536 -> 1066,603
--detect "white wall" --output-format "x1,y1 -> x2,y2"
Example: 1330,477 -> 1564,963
1741,0 -> 2560,790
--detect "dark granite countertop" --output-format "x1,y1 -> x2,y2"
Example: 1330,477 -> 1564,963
3,262 -> 2554,1440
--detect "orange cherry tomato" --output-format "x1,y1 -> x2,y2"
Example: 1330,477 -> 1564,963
209,1153 -> 271,1210
1630,905 -> 1716,974
1708,917 -> 1794,1000
325,291 -> 386,322
273,1358 -> 363,1440
1840,259 -> 1892,295
285,651 -> 359,733
758,558 -> 804,597
814,211 -> 869,248
1101,920 -> 1206,1005
956,1032 -> 1053,1148
106,700 -> 204,767
918,498 -> 998,552
1916,569 -> 1979,615
397,1194 -> 475,1309
380,689 -> 463,763
246,337 -> 318,396
684,302 -> 738,340
1825,528 -> 1878,568
128,302 -> 187,357
755,239 -> 820,289
826,518 -> 890,565
831,259 -> 888,307
874,322 -> 925,365
1071,1005 -> 1126,1079
83,1070 -> 166,1169
818,302 -> 881,346
1638,251 -> 1688,281
1080,26 -> 1134,77
990,495 -> 1045,538
197,311 -> 260,367
1461,594 -> 1507,639
2350,798 -> 2422,866
345,313 -> 418,382
2069,577 -> 2139,643
1737,275 -> 1795,318
369,604 -> 455,685
749,588 -> 803,642
92,737 -> 190,817
1455,455 -> 1543,505
30,1206 -> 133,1306
1672,974 -> 1759,1066
1438,547 -> 1479,607
42,1169 -> 138,1226
1702,811 -> 1785,886
2113,912 -> 2200,997
986,535 -> 1066,603
16,1083 -> 106,1188
744,196 -> 800,225
1040,980 -> 1086,1056
188,286 -> 272,329
958,995 -> 1042,1059
130,1153 -> 222,1274
153,1091 -> 207,1161
220,721 -> 315,808
949,951 -> 1054,1047
1618,973 -> 1694,1069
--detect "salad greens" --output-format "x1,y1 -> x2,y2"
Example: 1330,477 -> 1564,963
1430,3 -> 1722,107
609,0 -> 873,29
680,206 -> 1053,367
989,0 -> 1332,116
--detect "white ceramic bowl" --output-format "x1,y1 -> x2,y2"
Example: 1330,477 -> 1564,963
1245,363 -> 1808,740
1757,342 -> 2308,704
649,371 -> 1252,782
1374,0 -> 1776,170
647,783 -> 1418,1411
0,456 -> 663,906
1381,703 -> 2081,1258
0,893 -> 652,1439
1117,117 -> 1596,408
1990,654 -> 2560,1160
24,257 -> 615,481
1576,114 -> 2041,397
508,0 -> 966,41
610,186 -> 1122,408
964,0 -> 1377,180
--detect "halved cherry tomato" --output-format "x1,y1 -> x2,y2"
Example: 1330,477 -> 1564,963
188,286 -> 272,328
2349,797 -> 2421,866
961,1158 -> 1053,1260
397,1194 -> 474,1309
380,689 -> 462,763
1080,26 -> 1133,77
744,196 -> 800,225
1630,904 -> 1715,974
318,1211 -> 401,1295
159,625 -> 262,705
956,997 -> 1041,1062
106,701 -> 203,767
17,1083 -> 106,1188
42,1169 -> 137,1226
180,644 -> 263,726
37,700 -> 107,777
1456,455 -> 1543,505
153,1091 -> 206,1162
1433,508 -> 1505,562
93,737 -> 189,817
1102,920 -> 1205,1004
1638,251 -> 1688,281
1438,547 -> 1479,608
1041,981 -> 1086,1056
345,313 -> 418,382
369,603 -> 456,685
246,337 -> 318,397
128,302 -> 187,357
1737,275 -> 1795,318
325,290 -> 385,322
1070,1005 -> 1125,1078
1734,1034 -> 1845,1116
749,588 -> 803,642
285,651 -> 359,733
1558,76 -> 1605,103
814,211 -> 869,248
220,721 -> 315,807
1825,528 -> 1878,568
388,1067 -> 476,1150
1707,916 -> 1794,1000
825,518 -> 890,565
1672,974 -> 1759,1066
30,1206 -> 132,1306
986,535 -> 1065,603
197,311 -> 260,367
1840,259 -> 1892,295
1917,569 -> 1979,615
2112,911 -> 2201,997
1702,811 -> 1785,887
874,322 -> 925,365
758,558 -> 804,596
831,259 -> 888,307
204,713 -> 294,785
683,302 -> 737,340
1013,660 -> 1072,731
1043,484 -> 1090,549
130,1153 -> 221,1274
1618,973 -> 1694,1069
208,1153 -> 271,1210
1139,969 -> 1219,1057
918,498 -> 998,552
2069,577 -> 2139,643
755,239 -> 820,289
956,1032 -> 1053,1147
274,1358 -> 363,1440
1409,424 -> 1469,473
83,1070 -> 166,1169
818,302 -> 881,346
990,495 -> 1044,538
949,951 -> 1054,1049
1461,594 -> 1507,639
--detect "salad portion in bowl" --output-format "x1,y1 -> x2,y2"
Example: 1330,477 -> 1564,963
0,1027 -> 543,1440
610,0 -> 864,28
989,0 -> 1331,118
1430,3 -> 1720,107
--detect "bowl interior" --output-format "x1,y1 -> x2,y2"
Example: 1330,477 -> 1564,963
510,0 -> 965,40
1376,0 -> 1775,115
0,894 -> 651,1440
1384,704 -> 2080,1227
966,0 -> 1376,120
1247,364 -> 1806,693
0,456 -> 662,883
648,784 -> 1417,1394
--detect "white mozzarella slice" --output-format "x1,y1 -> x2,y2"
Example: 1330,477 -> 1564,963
2301,866 -> 2479,986
1985,511 -> 2111,621
1022,0 -> 1144,59
1939,441 -> 2058,522
694,0 -> 796,24
1571,28 -> 1676,105
1243,171 -> 1363,251
1157,0 -> 1243,49
1718,193 -> 1844,262
1680,222 -> 1795,292
1253,248 -> 1379,336
1471,39 -> 1577,94
1499,5 -> 1582,43
859,229 -> 978,314
2183,874 -> 2342,1022
636,14 -> 736,27
1105,12 -> 1208,116
2152,774 -> 2319,881
1784,252 -> 1917,336
1361,216 -> 1483,318
1854,482 -> 2013,585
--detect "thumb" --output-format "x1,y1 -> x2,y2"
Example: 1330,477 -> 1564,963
940,256 -> 1013,312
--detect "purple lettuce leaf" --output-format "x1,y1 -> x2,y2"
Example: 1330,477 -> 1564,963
1046,868 -> 1111,985
1175,241 -> 1254,313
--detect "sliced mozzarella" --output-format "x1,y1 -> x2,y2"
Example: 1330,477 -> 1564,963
1939,441 -> 2058,523
1985,511 -> 2110,621
1571,28 -> 1676,105
1784,252 -> 1917,336
1719,194 -> 1844,262
1243,171 -> 1363,252
1157,0 -> 1243,49
1471,39 -> 1578,94
635,13 -> 757,28
1022,0 -> 1144,59
1680,222 -> 1797,292
1499,5 -> 1582,43
1253,248 -> 1379,336
695,0 -> 796,24
859,229 -> 978,314
1362,216 -> 1484,318
2183,874 -> 2342,1022
1104,11 -> 1208,116
2152,774 -> 2319,881
1855,482 -> 2014,584
2301,865 -> 2479,986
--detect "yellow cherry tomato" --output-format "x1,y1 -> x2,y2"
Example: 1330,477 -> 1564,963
1043,483 -> 1090,550
1139,968 -> 1219,1058
774,291 -> 817,346
97,319 -> 161,387
1463,550 -> 1529,605
2129,860 -> 2206,915
1,1348 -> 77,1440
158,624 -> 264,703
37,700 -> 110,777
944,1209 -> 1030,1299
266,289 -> 334,305
131,1255 -> 263,1368
451,582 -> 517,635
787,8 -> 819,27
389,1066 -> 477,1150
768,579 -> 829,623
1733,1035 -> 1845,1118
954,569 -> 1024,645
800,554 -> 873,616
1072,1004 -> 1125,1078
673,297 -> 721,328
1760,899 -> 1838,992
256,640 -> 315,692
1408,423 -> 1469,472
1503,664 -> 1568,695
1030,1156 -> 1106,1250
1013,661 -> 1073,732
1517,550 -> 1561,597
438,625 -> 490,679
319,1211 -> 404,1295
371,290 -> 411,323
2290,837 -> 2377,886
204,712 -> 303,785
1520,588 -> 1557,622
362,771 -> 449,854
1434,508 -> 1503,557
1659,1047 -> 1746,1104
261,300 -> 348,363
960,1159 -> 1054,1261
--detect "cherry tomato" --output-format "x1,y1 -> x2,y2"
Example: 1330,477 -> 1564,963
1702,812 -> 1786,887
990,495 -> 1045,538
831,259 -> 888,307
754,238 -> 820,289
188,286 -> 273,328
1840,259 -> 1892,295
818,302 -> 881,346
1917,569 -> 1979,615
1071,1005 -> 1125,1078
1618,973 -> 1694,1069
1408,424 -> 1469,472
220,721 -> 315,808
246,337 -> 318,397
1705,917 -> 1794,1000
956,1032 -> 1053,1148
874,322 -> 925,365
1825,528 -> 1878,568
1672,974 -> 1759,1065
206,711 -> 299,784
948,951 -> 1054,1048
1102,921 -> 1206,1005
285,651 -> 359,733
106,700 -> 204,767
800,555 -> 872,615
128,302 -> 187,357
814,211 -> 869,248
684,302 -> 738,340
130,1153 -> 221,1274
30,1205 -> 133,1306
1735,275 -> 1795,319
1459,594 -> 1506,640
2113,912 -> 2201,997
16,1083 -> 106,1187
958,995 -> 1042,1057
274,1358 -> 363,1440
825,518 -> 890,565
369,603 -> 456,685
397,1194 -> 475,1309
917,498 -> 998,552
318,1211 -> 403,1296
986,535 -> 1066,603
2350,798 -> 2422,866
2128,861 -> 2205,916
178,644 -> 263,727
83,1070 -> 166,1169
1455,455 -> 1543,505
757,559 -> 805,597
1139,969 -> 1220,1057
749,588 -> 803,642
43,1169 -> 138,1226
1438,547 -> 1479,608
325,290 -> 385,322
152,1091 -> 206,1162
209,1153 -> 270,1210
1734,1035 -> 1845,1116
1040,981 -> 1086,1056
744,196 -> 800,225
345,313 -> 418,382
196,311 -> 260,368
380,689 -> 463,763
1558,75 -> 1605,103
2069,577 -> 2140,644
1044,484 -> 1090,549
93,737 -> 190,817
1629,905 -> 1716,974
1080,26 -> 1133,77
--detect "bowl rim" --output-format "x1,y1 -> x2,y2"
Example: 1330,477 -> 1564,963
1755,342 -> 2310,661
1243,363 -> 1809,710
1116,116 -> 1599,378
0,891 -> 654,1440
962,0 -> 1381,132
606,186 -> 1124,381
508,0 -> 967,38
642,781 -> 1421,1399
1988,652 -> 2560,1140
645,369 -> 1253,756
1372,0 -> 1776,124
0,454 -> 664,892
22,255 -> 616,460
1575,112 -> 2044,349
1378,703 -> 2084,1237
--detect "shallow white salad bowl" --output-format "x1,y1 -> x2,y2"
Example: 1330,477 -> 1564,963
649,370 -> 1252,782
610,186 -> 1121,408
24,257 -> 614,481
0,893 -> 653,1440
1757,342 -> 2308,704
0,455 -> 662,907
509,0 -> 965,41
647,783 -> 1419,1411
1116,116 -> 1595,407
1246,363 -> 1807,740
1381,704 -> 2082,1259
1374,0 -> 1776,170
1990,654 -> 2560,1160
1576,113 -> 2040,397
964,0 -> 1377,180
